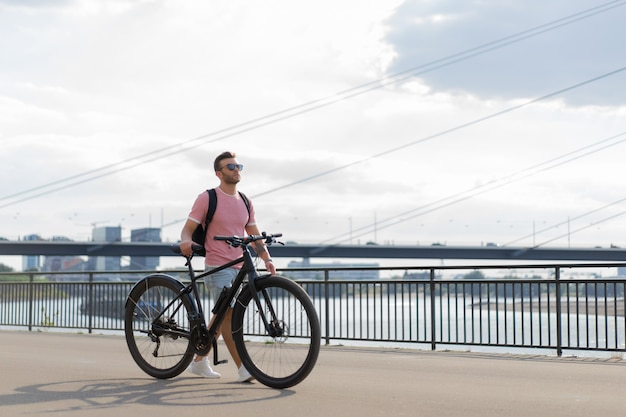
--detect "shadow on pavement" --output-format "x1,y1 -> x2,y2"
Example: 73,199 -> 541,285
2,377 -> 294,412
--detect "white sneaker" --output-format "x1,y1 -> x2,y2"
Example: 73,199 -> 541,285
237,366 -> 255,383
188,358 -> 221,379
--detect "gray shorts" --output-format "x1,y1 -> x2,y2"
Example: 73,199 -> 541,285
204,266 -> 238,304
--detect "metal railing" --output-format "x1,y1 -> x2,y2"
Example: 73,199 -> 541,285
1,263 -> 626,356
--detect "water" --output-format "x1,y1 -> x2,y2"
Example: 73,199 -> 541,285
3,294 -> 624,358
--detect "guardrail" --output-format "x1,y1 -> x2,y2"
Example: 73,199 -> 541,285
1,263 -> 626,356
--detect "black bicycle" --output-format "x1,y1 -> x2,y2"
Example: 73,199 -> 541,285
124,233 -> 320,389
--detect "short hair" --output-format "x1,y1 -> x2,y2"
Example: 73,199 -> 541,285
214,151 -> 236,171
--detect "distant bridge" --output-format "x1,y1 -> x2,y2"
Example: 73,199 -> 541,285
2,241 -> 626,262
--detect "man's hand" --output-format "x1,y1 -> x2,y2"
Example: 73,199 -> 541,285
265,259 -> 277,275
180,239 -> 194,257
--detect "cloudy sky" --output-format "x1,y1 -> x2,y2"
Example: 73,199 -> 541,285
1,0 -> 625,269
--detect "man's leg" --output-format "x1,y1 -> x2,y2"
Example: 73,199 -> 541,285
220,308 -> 242,368
220,308 -> 254,382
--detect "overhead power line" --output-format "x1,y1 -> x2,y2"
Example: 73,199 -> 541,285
252,66 -> 626,199
1,0 -> 623,209
321,131 -> 626,245
532,209 -> 626,248
505,194 -> 626,247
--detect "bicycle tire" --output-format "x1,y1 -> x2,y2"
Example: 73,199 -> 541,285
231,275 -> 321,389
124,274 -> 195,379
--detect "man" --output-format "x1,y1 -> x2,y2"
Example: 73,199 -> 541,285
179,151 -> 276,382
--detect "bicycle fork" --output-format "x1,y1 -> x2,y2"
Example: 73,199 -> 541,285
247,275 -> 285,339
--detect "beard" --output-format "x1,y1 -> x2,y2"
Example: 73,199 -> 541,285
222,174 -> 241,185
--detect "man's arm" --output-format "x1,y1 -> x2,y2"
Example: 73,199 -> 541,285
246,224 -> 276,274
180,219 -> 199,257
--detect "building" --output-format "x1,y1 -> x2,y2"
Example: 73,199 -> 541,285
130,227 -> 161,270
22,234 -> 43,271
43,235 -> 86,274
88,226 -> 122,271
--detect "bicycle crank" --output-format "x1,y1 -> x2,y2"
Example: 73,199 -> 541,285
190,325 -> 212,356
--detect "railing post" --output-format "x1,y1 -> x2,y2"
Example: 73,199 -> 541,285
430,268 -> 436,351
88,272 -> 94,334
555,267 -> 563,356
28,273 -> 34,332
324,270 -> 330,345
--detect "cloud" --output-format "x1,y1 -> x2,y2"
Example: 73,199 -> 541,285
384,0 -> 626,105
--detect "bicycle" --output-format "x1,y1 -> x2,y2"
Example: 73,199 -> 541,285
124,233 -> 321,389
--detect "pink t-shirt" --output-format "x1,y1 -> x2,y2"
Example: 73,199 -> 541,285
188,188 -> 256,267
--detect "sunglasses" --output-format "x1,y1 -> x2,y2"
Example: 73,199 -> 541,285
220,163 -> 244,171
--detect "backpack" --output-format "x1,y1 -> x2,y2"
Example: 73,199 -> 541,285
191,188 -> 251,256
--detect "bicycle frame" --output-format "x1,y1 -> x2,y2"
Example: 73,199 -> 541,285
150,243 -> 272,358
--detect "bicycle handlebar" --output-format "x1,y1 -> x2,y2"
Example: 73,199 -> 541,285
170,232 -> 283,257
214,232 -> 283,248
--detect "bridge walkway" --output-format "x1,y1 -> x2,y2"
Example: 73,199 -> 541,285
2,331 -> 625,416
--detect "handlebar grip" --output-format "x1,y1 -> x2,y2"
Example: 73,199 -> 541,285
191,243 -> 205,254
170,243 -> 205,256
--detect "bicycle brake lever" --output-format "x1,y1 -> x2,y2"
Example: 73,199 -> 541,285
228,236 -> 243,248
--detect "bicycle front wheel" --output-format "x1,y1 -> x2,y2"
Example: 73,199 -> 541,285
232,275 -> 321,389
125,274 -> 195,379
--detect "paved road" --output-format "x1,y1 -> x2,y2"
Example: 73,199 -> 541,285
2,330 -> 626,416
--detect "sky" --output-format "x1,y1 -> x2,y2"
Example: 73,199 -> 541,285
1,0 -> 626,270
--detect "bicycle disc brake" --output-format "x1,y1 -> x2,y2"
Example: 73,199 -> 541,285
190,325 -> 212,356
269,320 -> 289,343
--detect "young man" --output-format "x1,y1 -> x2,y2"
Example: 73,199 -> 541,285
179,151 -> 276,382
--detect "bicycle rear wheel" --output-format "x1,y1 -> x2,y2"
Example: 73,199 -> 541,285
232,275 -> 321,389
125,274 -> 195,379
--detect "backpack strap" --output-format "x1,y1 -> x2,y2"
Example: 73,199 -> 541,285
204,188 -> 218,229
238,191 -> 251,223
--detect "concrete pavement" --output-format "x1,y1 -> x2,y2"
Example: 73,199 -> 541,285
2,330 -> 626,416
